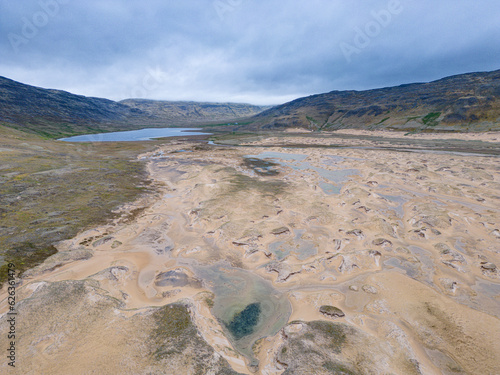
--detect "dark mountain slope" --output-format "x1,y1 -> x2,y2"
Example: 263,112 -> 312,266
249,70 -> 500,132
0,76 -> 152,137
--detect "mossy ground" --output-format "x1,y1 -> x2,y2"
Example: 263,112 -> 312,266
0,125 -> 164,285
277,322 -> 361,374
149,303 -> 242,374
150,304 -> 194,358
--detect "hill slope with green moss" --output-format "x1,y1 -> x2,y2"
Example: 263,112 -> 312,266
248,69 -> 500,132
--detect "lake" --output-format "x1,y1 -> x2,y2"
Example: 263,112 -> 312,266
59,128 -> 211,142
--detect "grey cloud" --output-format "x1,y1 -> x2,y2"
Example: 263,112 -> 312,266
1,0 -> 499,105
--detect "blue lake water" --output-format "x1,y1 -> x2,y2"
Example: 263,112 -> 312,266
59,128 -> 211,142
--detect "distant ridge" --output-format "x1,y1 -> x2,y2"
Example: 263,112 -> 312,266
0,76 -> 267,137
247,69 -> 500,132
120,98 -> 270,125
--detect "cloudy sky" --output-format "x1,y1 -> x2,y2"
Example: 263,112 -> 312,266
1,0 -> 499,105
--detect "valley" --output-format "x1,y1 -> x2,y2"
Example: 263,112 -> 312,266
1,131 -> 499,374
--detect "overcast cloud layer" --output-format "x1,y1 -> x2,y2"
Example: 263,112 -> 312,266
1,0 -> 499,105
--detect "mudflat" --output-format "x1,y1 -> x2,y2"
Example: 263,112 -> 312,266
1,132 -> 499,374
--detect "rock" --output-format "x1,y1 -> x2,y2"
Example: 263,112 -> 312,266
435,243 -> 452,254
155,269 -> 189,287
232,240 -> 250,246
111,240 -> 122,248
373,238 -> 392,246
367,181 -> 379,187
439,246 -> 467,273
440,248 -> 466,263
440,278 -> 458,294
266,261 -> 300,282
362,285 -> 378,294
92,236 -> 114,247
346,229 -> 364,240
481,262 -> 497,271
436,166 -> 452,172
357,205 -> 371,212
271,226 -> 290,235
349,285 -> 359,291
441,261 -> 465,272
155,269 -> 202,288
319,305 -> 345,318
232,235 -> 259,246
338,255 -> 359,273
368,250 -> 382,266
333,239 -> 342,251
245,245 -> 259,256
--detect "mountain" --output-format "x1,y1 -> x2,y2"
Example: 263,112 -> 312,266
248,70 -> 500,132
119,99 -> 270,125
0,76 -> 152,137
2,70 -> 499,137
0,76 -> 267,138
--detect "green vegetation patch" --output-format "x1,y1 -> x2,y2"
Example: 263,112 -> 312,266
226,303 -> 261,340
422,112 -> 441,127
0,126 -> 161,285
306,116 -> 319,125
322,361 -> 358,374
308,321 -> 347,352
376,116 -> 390,124
149,304 -> 195,358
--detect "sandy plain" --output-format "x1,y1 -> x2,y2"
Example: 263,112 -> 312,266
1,133 -> 499,374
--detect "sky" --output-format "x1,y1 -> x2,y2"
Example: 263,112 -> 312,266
1,0 -> 499,105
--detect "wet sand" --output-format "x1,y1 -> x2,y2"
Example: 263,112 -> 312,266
1,135 -> 499,374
